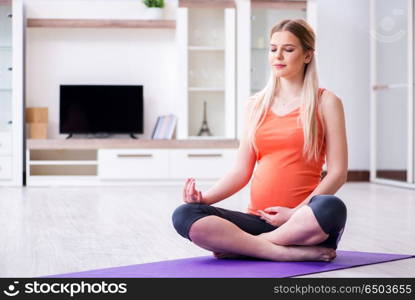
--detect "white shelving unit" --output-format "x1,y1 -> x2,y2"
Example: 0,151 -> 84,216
0,0 -> 23,186
177,1 -> 236,139
27,148 -> 99,180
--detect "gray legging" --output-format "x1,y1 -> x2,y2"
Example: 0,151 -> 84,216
172,194 -> 347,249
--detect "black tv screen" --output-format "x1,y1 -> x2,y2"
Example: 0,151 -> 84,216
59,85 -> 143,134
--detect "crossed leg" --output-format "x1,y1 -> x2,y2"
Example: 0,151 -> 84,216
258,205 -> 329,246
172,195 -> 346,262
188,206 -> 334,262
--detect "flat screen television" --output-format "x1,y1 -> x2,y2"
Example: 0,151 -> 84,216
59,85 -> 143,136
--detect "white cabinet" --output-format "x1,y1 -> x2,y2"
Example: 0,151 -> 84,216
98,148 -> 237,181
177,2 -> 236,139
169,149 -> 236,179
0,0 -> 23,186
0,156 -> 12,179
99,149 -> 169,180
0,132 -> 12,155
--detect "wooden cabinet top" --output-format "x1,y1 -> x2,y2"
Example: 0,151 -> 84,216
27,139 -> 240,150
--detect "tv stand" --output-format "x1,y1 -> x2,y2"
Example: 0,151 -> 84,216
66,133 -> 73,139
26,139 -> 239,186
130,133 -> 138,139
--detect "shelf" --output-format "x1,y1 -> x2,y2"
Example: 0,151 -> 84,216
27,175 -> 100,187
0,46 -> 12,50
29,160 -> 98,166
28,175 -> 98,180
188,87 -> 225,92
27,18 -> 176,29
251,47 -> 267,51
251,0 -> 306,10
188,46 -> 225,51
0,88 -> 12,91
29,164 -> 97,176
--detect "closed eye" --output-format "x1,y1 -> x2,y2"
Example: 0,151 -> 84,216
270,49 -> 294,53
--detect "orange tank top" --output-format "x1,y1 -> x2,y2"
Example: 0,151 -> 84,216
248,88 -> 327,215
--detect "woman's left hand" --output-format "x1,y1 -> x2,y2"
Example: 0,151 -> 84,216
257,206 -> 294,227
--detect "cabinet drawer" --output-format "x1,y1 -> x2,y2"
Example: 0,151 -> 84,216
169,149 -> 237,179
98,149 -> 169,179
0,132 -> 12,155
0,156 -> 12,179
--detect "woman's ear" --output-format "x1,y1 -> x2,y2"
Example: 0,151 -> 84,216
304,50 -> 314,64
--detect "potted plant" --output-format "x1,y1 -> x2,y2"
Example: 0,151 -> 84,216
143,0 -> 165,20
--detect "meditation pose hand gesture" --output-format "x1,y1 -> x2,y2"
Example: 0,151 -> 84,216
258,206 -> 295,227
183,178 -> 203,203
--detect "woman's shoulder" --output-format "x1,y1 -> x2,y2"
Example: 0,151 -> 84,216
318,88 -> 344,119
319,88 -> 343,107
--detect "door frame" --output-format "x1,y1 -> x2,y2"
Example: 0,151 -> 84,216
369,0 -> 415,188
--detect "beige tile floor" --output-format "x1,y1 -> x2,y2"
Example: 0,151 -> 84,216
0,182 -> 414,277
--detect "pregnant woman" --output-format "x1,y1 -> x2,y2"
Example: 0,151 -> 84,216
172,19 -> 348,262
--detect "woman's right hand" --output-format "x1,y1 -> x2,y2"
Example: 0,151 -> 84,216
183,177 -> 204,203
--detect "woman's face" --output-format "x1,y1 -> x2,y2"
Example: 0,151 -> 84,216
268,30 -> 312,79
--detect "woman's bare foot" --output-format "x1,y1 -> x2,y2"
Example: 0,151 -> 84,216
287,245 -> 336,262
213,246 -> 335,262
257,232 -> 336,262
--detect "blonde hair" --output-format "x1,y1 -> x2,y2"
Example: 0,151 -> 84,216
248,19 -> 324,162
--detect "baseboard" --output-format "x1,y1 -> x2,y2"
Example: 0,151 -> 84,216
375,170 -> 407,181
321,170 -> 407,182
346,170 -> 370,182
321,170 -> 369,182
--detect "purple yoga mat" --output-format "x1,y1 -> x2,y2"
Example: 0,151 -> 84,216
48,251 -> 414,278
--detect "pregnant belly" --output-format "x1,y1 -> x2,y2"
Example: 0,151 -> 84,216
248,163 -> 320,215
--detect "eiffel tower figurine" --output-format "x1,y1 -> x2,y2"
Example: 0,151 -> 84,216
197,101 -> 213,136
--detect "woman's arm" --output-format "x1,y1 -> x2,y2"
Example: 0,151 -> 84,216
294,91 -> 348,211
200,100 -> 257,205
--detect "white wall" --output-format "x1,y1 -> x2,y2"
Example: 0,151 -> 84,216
309,0 -> 371,170
25,0 -> 178,139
